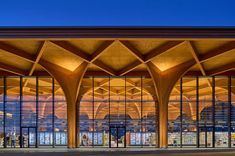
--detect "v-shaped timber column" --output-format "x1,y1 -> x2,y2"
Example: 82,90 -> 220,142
146,60 -> 195,148
39,60 -> 88,148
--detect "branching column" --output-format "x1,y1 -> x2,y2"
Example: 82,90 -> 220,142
147,61 -> 195,148
39,60 -> 88,148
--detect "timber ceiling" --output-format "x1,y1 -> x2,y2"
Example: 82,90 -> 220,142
0,39 -> 234,77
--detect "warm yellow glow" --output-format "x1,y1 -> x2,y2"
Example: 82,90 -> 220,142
58,60 -> 82,72
0,111 -> 12,118
154,62 -> 176,71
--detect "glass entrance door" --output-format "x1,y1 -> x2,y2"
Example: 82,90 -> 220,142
199,127 -> 213,148
109,127 -> 126,148
21,127 -> 36,148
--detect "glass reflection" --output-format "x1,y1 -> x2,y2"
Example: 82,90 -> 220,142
0,76 -> 67,148
79,76 -> 157,148
168,76 -> 235,148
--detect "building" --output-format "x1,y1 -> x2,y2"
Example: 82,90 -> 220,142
0,27 -> 235,148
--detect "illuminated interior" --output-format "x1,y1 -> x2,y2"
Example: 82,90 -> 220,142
0,77 -> 67,148
168,76 -> 235,147
79,76 -> 157,147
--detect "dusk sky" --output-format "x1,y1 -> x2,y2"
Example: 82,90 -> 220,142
0,0 -> 235,26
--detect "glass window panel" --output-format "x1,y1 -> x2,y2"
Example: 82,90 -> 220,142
215,128 -> 228,147
38,78 -> 52,87
181,77 -> 197,147
94,77 -> 109,102
142,102 -> 156,146
54,102 -> 67,131
199,102 -> 213,125
38,78 -> 52,102
168,102 -> 180,147
22,77 -> 36,101
170,79 -> 180,102
5,101 -> 20,147
215,77 -> 228,102
231,78 -> 235,147
0,77 -> 3,147
79,101 -> 93,146
110,78 -> 125,87
199,77 -> 212,101
0,102 -> 3,148
215,77 -> 228,147
81,77 -> 93,102
54,88 -> 65,101
0,77 -> 3,102
143,78 -> 156,101
54,101 -> 67,145
54,80 -> 65,101
21,102 -> 36,127
6,77 -> 20,101
182,77 -> 196,101
38,101 -> 53,145
198,77 -> 213,148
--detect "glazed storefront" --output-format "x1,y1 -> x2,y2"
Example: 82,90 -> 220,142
2,75 -> 235,148
79,76 -> 158,148
0,76 -> 67,148
0,76 -> 158,148
168,76 -> 235,148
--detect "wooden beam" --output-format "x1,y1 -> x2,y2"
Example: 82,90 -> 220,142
187,41 -> 207,76
32,71 -> 50,76
50,41 -> 90,62
22,41 -> 48,88
162,60 -> 195,75
184,71 -> 203,76
207,61 -> 235,75
92,60 -> 117,76
124,71 -> 151,77
90,40 -> 115,62
0,62 -> 27,75
84,71 -> 111,77
187,41 -> 213,88
212,70 -> 235,76
199,41 -> 235,63
0,41 -> 35,63
0,70 -> 19,76
144,41 -> 184,62
39,59 -> 72,75
100,86 -> 120,95
84,70 -> 150,77
119,40 -> 144,63
28,41 -> 47,76
118,60 -> 142,76
97,78 -> 110,86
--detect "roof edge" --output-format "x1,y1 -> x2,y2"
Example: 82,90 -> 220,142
1,26 -> 235,39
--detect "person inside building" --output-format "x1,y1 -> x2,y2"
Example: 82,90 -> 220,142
11,132 -> 16,148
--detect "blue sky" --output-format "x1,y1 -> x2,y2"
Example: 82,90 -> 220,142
0,0 -> 234,26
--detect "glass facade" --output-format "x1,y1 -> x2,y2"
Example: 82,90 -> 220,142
1,74 -> 235,149
0,76 -> 67,148
168,76 -> 235,148
79,76 -> 157,148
